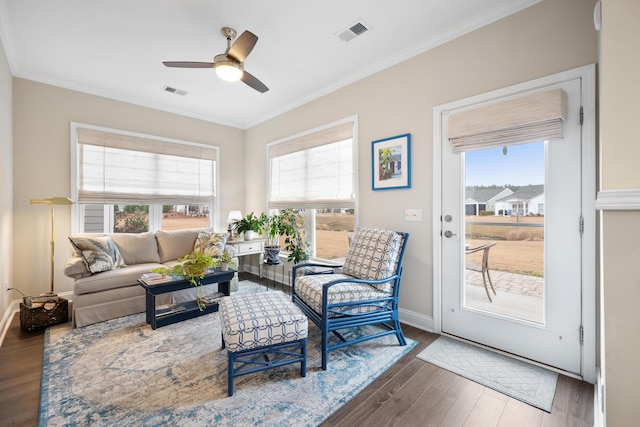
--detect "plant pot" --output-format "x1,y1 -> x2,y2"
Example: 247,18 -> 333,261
183,264 -> 208,277
263,245 -> 281,265
244,230 -> 255,241
220,262 -> 229,271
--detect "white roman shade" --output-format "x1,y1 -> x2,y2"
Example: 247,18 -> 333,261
448,89 -> 568,153
268,121 -> 355,209
77,128 -> 217,204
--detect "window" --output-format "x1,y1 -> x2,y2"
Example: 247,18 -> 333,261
267,118 -> 357,261
71,124 -> 218,233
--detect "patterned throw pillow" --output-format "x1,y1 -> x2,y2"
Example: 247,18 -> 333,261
342,228 -> 403,292
68,236 -> 126,274
193,232 -> 228,258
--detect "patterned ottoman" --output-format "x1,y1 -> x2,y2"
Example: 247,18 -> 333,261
219,292 -> 308,396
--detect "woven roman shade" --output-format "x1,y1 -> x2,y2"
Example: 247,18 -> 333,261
77,128 -> 217,205
268,121 -> 355,209
448,89 -> 568,153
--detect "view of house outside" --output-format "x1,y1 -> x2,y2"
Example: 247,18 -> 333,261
465,142 -> 544,278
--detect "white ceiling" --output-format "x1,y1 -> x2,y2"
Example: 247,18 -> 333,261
0,0 -> 539,129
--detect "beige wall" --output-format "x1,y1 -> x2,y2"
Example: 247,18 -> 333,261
0,39 -> 12,314
12,79 -> 245,296
246,0 -> 598,320
600,0 -> 640,424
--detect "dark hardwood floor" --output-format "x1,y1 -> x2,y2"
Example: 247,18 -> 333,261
0,281 -> 594,426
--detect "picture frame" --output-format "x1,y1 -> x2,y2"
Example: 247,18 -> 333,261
371,133 -> 411,191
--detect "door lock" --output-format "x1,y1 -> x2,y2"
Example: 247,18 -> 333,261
443,230 -> 457,238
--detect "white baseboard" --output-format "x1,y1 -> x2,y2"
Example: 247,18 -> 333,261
0,291 -> 74,348
0,300 -> 20,347
399,307 -> 434,332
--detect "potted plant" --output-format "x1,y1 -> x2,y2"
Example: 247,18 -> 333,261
260,212 -> 287,265
233,212 -> 264,241
218,251 -> 238,272
279,209 -> 311,264
151,251 -> 218,310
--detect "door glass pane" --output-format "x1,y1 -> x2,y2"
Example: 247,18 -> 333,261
464,142 -> 545,324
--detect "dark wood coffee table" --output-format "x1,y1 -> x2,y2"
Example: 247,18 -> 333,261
138,269 -> 235,330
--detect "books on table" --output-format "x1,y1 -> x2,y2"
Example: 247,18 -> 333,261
156,303 -> 186,317
199,292 -> 226,306
140,273 -> 173,285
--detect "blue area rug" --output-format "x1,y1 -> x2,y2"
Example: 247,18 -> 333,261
416,336 -> 558,412
39,290 -> 415,426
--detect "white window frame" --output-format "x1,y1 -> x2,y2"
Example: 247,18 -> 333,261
70,122 -> 220,233
265,116 -> 359,261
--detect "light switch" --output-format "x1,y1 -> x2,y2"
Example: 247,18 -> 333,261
405,209 -> 422,222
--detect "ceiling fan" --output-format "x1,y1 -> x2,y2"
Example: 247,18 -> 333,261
163,27 -> 269,93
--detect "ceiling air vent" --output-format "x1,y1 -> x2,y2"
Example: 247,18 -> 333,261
163,86 -> 188,96
337,20 -> 370,42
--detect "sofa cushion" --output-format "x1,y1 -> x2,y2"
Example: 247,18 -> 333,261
110,232 -> 161,264
194,231 -> 228,257
155,229 -> 203,263
74,263 -> 163,295
69,236 -> 126,274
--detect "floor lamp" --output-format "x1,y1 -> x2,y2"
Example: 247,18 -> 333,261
30,197 -> 74,294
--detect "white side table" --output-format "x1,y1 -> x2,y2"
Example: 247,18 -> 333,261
226,238 -> 265,272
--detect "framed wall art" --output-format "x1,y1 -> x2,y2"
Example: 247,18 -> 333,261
371,133 -> 411,190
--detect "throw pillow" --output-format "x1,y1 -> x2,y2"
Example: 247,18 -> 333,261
342,228 -> 403,293
193,232 -> 228,258
68,236 -> 126,274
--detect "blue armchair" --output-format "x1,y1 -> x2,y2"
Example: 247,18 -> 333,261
292,228 -> 409,370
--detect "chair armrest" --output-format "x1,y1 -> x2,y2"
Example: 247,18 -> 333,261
321,274 -> 400,292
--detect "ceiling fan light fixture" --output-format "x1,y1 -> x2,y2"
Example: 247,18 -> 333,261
214,59 -> 243,82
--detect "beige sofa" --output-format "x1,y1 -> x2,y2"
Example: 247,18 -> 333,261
64,229 -> 238,327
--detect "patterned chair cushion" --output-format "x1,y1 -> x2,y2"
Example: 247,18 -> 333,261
219,292 -> 308,352
295,273 -> 391,316
342,228 -> 403,292
68,236 -> 126,274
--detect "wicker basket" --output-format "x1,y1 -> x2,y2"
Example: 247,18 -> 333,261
20,298 -> 69,332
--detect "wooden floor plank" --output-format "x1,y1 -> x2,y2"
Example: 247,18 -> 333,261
0,275 -> 595,427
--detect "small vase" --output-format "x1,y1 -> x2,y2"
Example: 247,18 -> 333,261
220,262 -> 229,271
244,230 -> 255,241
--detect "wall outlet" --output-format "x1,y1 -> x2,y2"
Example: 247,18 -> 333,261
405,209 -> 422,222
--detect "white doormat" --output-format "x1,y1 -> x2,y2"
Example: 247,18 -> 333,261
416,335 -> 558,412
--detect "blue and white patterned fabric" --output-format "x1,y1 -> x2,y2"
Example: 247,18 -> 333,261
68,236 -> 126,274
342,228 -> 403,293
295,273 -> 391,316
219,292 -> 308,352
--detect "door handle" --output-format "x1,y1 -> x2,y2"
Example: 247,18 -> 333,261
443,230 -> 457,238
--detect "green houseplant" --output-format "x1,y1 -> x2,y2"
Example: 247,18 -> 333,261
218,251 -> 238,272
151,251 -> 218,310
233,212 -> 264,241
279,209 -> 311,264
260,212 -> 287,264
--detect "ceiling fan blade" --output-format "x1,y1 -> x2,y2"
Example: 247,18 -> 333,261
241,70 -> 269,93
163,61 -> 214,68
227,30 -> 258,63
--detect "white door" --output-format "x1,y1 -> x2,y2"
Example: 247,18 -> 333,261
439,76 -> 586,374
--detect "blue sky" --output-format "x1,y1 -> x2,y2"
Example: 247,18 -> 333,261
465,141 -> 544,187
